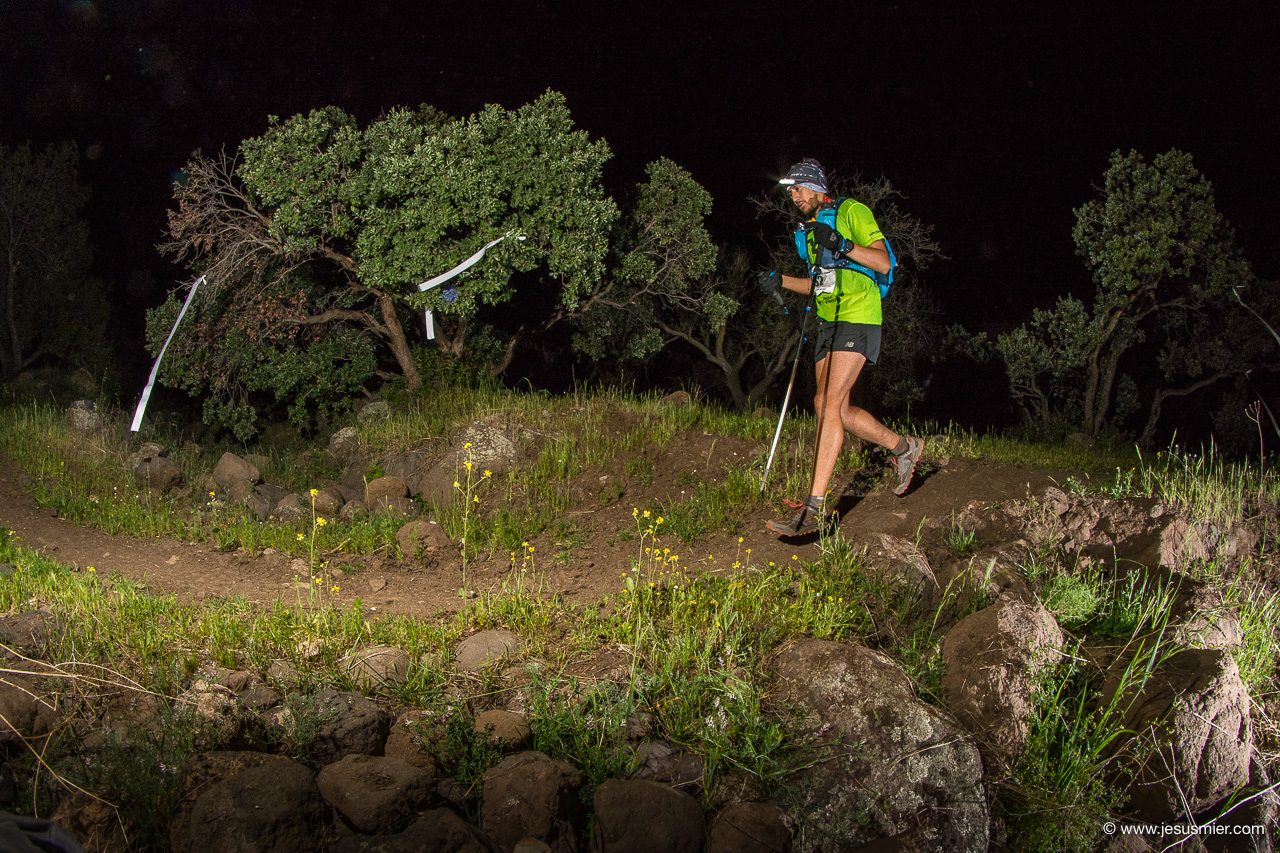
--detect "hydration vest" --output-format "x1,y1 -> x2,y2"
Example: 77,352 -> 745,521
794,198 -> 898,298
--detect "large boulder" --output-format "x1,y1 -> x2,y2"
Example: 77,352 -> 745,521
316,753 -> 436,834
705,802 -> 792,853
1112,648 -> 1252,824
455,630 -> 522,673
941,597 -> 1064,765
169,752 -> 328,853
592,779 -> 705,853
864,534 -> 940,611
306,689 -> 393,764
343,645 -> 413,690
767,639 -> 988,851
415,422 -> 524,507
480,751 -> 581,852
134,454 -> 182,492
0,674 -> 58,749
212,452 -> 260,492
329,808 -> 496,853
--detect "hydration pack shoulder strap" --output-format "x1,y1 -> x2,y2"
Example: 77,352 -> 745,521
794,199 -> 897,298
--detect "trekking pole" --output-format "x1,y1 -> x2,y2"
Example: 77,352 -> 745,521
760,301 -> 811,493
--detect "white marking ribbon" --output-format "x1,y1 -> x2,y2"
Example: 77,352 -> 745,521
417,232 -> 523,339
130,275 -> 205,432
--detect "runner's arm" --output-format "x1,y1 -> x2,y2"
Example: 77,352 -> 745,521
780,274 -> 812,295
841,238 -> 891,275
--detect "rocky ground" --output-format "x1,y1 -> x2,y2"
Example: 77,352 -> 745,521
1,411 -> 1278,851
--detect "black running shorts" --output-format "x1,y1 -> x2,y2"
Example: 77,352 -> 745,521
813,319 -> 881,364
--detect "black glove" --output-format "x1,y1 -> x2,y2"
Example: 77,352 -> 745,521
756,270 -> 781,294
810,222 -> 853,255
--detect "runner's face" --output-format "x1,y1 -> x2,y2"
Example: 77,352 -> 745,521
789,185 -> 823,217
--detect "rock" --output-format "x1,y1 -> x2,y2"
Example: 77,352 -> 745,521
1194,757 -> 1279,852
480,751 -> 581,852
313,486 -> 346,517
0,674 -> 58,749
415,422 -> 523,506
48,791 -> 127,853
384,710 -> 443,772
134,454 -> 182,492
254,483 -> 289,509
1167,577 -> 1243,650
329,809 -> 496,853
212,452 -> 260,490
366,475 -> 408,505
941,597 -> 1064,764
124,442 -> 165,475
370,494 -> 420,520
245,490 -> 271,520
380,445 -> 440,500
316,754 -> 436,834
767,639 -> 988,851
327,427 -> 361,465
266,660 -> 302,689
1159,517 -> 1212,567
474,709 -> 532,749
659,391 -> 691,406
396,519 -> 452,558
169,752 -> 328,853
455,630 -> 522,673
865,534 -> 940,609
1112,648 -> 1252,824
344,645 -> 413,690
357,401 -> 392,424
68,399 -> 99,432
626,739 -> 704,790
706,802 -> 793,853
0,609 -> 53,652
592,778 -> 704,853
970,543 -> 1037,604
307,689 -> 394,764
240,684 -> 281,712
271,493 -> 307,522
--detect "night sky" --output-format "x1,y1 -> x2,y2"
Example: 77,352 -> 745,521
3,0 -> 1277,388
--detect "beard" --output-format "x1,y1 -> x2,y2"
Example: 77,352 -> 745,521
794,196 -> 821,217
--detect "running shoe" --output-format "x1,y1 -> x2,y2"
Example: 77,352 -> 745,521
767,502 -> 824,537
892,436 -> 924,496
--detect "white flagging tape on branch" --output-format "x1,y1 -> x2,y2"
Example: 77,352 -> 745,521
130,275 -> 205,432
417,232 -> 525,339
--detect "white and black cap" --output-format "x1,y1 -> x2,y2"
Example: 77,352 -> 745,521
778,160 -> 828,194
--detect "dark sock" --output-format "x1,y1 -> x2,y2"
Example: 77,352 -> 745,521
891,437 -> 910,456
804,494 -> 824,509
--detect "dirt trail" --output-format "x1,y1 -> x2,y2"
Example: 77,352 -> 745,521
0,448 -> 1071,622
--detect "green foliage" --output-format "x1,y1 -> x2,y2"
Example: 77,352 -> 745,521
1005,644 -> 1139,852
0,142 -> 110,380
995,296 -> 1096,433
156,91 -> 617,435
572,157 -> 722,362
997,149 -> 1255,441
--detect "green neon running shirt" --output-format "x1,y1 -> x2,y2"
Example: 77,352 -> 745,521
800,199 -> 885,325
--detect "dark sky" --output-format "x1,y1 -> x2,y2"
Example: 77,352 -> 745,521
3,0 -> 1277,380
